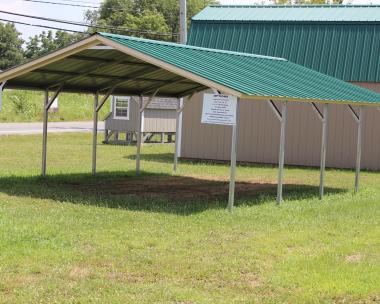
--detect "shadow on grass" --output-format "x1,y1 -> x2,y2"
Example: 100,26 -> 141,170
0,171 -> 348,215
126,153 -> 174,164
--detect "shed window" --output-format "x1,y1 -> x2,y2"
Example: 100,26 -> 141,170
113,97 -> 130,120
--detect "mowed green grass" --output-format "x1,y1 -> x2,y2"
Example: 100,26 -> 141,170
0,133 -> 379,303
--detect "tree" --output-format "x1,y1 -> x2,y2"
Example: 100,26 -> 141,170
0,22 -> 24,70
85,0 -> 217,41
24,30 -> 84,59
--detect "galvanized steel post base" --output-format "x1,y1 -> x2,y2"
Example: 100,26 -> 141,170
227,98 -> 240,211
92,93 -> 99,176
277,102 -> 287,204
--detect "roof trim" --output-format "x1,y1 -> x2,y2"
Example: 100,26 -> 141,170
98,32 -> 285,61
241,94 -> 380,107
193,4 -> 380,23
208,4 -> 380,8
0,35 -> 100,83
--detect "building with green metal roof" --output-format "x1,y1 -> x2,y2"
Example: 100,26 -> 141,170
189,5 -> 380,83
179,5 -> 380,173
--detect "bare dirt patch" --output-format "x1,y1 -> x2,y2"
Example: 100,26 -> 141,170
345,254 -> 363,263
64,176 -> 277,201
68,266 -> 91,280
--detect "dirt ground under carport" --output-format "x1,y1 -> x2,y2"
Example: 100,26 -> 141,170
64,175 -> 278,201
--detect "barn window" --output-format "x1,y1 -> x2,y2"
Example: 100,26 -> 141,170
113,97 -> 130,120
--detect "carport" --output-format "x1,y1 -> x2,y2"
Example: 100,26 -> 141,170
1,32 -> 380,209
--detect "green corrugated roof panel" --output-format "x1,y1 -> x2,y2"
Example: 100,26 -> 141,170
100,32 -> 380,104
193,5 -> 380,22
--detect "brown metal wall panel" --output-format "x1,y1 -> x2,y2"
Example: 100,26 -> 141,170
181,83 -> 380,170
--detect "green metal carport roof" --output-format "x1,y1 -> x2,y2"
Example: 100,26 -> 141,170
0,32 -> 380,105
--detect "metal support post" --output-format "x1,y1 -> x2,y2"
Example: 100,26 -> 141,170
173,98 -> 181,172
348,105 -> 364,194
92,93 -> 99,175
319,104 -> 329,199
277,101 -> 287,204
227,98 -> 240,211
355,106 -> 363,193
136,96 -> 143,175
90,87 -> 115,174
41,90 -> 49,177
41,86 -> 62,176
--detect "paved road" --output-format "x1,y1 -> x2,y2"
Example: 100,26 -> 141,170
0,121 -> 105,135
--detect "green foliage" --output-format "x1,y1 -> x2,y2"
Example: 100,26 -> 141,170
0,23 -> 24,70
0,90 -> 110,122
24,30 -> 84,59
8,90 -> 39,119
86,0 -> 217,41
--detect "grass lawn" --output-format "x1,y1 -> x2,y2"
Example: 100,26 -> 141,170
0,133 -> 379,303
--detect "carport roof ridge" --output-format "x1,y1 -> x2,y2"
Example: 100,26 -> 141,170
98,32 -> 285,61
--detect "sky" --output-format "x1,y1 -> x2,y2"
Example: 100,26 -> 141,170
0,0 -> 379,42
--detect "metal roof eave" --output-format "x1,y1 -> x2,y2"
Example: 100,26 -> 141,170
0,35 -> 101,83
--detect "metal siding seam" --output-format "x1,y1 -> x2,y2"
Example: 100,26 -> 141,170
368,26 -> 377,81
349,27 -> 360,80
336,28 -> 348,80
375,27 -> 380,81
360,27 -> 372,81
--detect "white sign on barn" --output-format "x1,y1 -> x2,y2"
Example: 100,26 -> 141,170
201,93 -> 237,125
